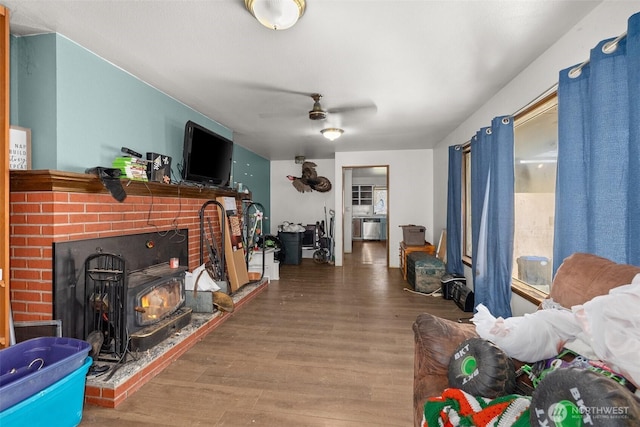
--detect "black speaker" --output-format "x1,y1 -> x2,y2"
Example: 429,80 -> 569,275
440,274 -> 466,300
451,281 -> 474,312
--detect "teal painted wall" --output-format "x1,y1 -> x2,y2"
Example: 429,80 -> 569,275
10,33 -> 270,218
232,147 -> 271,232
13,34 -> 58,167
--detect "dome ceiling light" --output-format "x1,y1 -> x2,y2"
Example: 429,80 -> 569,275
245,0 -> 306,31
321,128 -> 344,141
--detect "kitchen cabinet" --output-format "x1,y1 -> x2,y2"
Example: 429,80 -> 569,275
380,217 -> 387,240
352,185 -> 373,205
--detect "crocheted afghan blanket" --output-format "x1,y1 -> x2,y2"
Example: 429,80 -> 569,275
423,388 -> 531,427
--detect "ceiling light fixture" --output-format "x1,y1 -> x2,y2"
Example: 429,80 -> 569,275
519,159 -> 557,164
321,128 -> 344,141
245,0 -> 306,31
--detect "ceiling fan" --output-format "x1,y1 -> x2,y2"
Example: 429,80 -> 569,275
306,93 -> 376,122
249,84 -> 377,122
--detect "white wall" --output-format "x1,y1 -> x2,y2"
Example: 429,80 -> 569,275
432,2 -> 639,316
270,159 -> 336,233
333,149 -> 434,268
433,1 -> 639,234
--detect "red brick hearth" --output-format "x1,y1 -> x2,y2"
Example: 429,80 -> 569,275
8,170 -> 258,407
83,283 -> 266,408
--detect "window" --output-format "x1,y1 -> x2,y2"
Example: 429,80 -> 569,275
512,95 -> 557,293
463,146 -> 472,259
373,187 -> 387,215
462,94 -> 558,295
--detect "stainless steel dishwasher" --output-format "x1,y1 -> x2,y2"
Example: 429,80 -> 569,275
362,218 -> 381,240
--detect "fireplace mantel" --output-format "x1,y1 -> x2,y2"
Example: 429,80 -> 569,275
10,169 -> 251,200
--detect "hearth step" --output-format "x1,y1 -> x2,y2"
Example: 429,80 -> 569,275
129,307 -> 192,352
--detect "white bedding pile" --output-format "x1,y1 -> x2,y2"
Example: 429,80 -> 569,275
472,273 -> 640,387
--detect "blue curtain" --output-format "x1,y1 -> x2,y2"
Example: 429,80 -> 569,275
554,12 -> 640,273
446,145 -> 464,275
470,116 -> 514,318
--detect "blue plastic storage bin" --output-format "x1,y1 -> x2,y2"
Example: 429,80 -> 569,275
0,337 -> 91,411
0,357 -> 92,427
516,255 -> 551,286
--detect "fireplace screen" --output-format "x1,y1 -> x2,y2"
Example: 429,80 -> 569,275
84,252 -> 128,357
136,277 -> 184,326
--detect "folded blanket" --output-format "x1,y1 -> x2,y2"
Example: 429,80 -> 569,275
471,275 -> 640,387
423,388 -> 530,427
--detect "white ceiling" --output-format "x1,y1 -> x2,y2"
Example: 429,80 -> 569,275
4,0 -> 601,161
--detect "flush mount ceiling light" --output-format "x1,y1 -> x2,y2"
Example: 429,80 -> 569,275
321,128 -> 344,141
245,0 -> 306,30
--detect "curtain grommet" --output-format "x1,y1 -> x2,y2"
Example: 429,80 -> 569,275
568,66 -> 583,79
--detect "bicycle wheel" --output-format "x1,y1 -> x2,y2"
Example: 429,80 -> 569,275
313,249 -> 327,264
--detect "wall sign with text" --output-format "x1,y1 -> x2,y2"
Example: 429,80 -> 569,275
9,126 -> 31,170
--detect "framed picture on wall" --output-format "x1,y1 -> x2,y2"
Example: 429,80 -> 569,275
9,126 -> 31,170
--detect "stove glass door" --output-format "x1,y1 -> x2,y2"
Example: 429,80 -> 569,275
136,277 -> 185,326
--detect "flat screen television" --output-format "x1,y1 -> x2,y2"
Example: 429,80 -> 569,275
181,120 -> 233,188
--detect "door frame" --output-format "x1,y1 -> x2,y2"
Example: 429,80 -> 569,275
342,165 -> 389,267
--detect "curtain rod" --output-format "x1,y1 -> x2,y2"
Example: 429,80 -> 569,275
512,83 -> 557,117
512,30 -> 628,117
569,31 -> 627,78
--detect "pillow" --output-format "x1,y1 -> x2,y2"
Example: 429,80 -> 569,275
549,253 -> 640,308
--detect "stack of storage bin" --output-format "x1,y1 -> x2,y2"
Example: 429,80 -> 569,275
0,337 -> 92,426
248,248 -> 280,281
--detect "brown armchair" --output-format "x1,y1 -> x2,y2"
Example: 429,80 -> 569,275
412,252 -> 640,427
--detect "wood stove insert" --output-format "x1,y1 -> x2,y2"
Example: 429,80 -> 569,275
53,230 -> 191,356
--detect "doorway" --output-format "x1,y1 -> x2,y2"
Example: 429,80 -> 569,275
343,166 -> 389,266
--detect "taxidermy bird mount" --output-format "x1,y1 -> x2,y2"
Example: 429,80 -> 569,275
287,162 -> 332,193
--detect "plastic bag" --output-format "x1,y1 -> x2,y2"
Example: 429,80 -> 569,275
279,221 -> 305,232
185,263 -> 221,292
472,303 -> 581,362
572,274 -> 640,388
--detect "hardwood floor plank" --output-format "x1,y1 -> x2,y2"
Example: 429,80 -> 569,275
81,241 -> 465,426
216,409 -> 377,427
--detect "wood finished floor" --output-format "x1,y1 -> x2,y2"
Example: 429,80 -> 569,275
80,241 -> 465,426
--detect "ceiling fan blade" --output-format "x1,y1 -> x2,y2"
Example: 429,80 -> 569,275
232,81 -> 311,97
327,102 -> 378,115
258,108 -> 305,119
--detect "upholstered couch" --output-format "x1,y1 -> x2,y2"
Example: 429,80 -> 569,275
412,252 -> 640,427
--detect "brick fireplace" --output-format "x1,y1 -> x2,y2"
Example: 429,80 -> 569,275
8,170 -> 265,407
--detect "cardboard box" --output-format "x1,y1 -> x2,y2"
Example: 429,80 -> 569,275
401,225 -> 426,246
